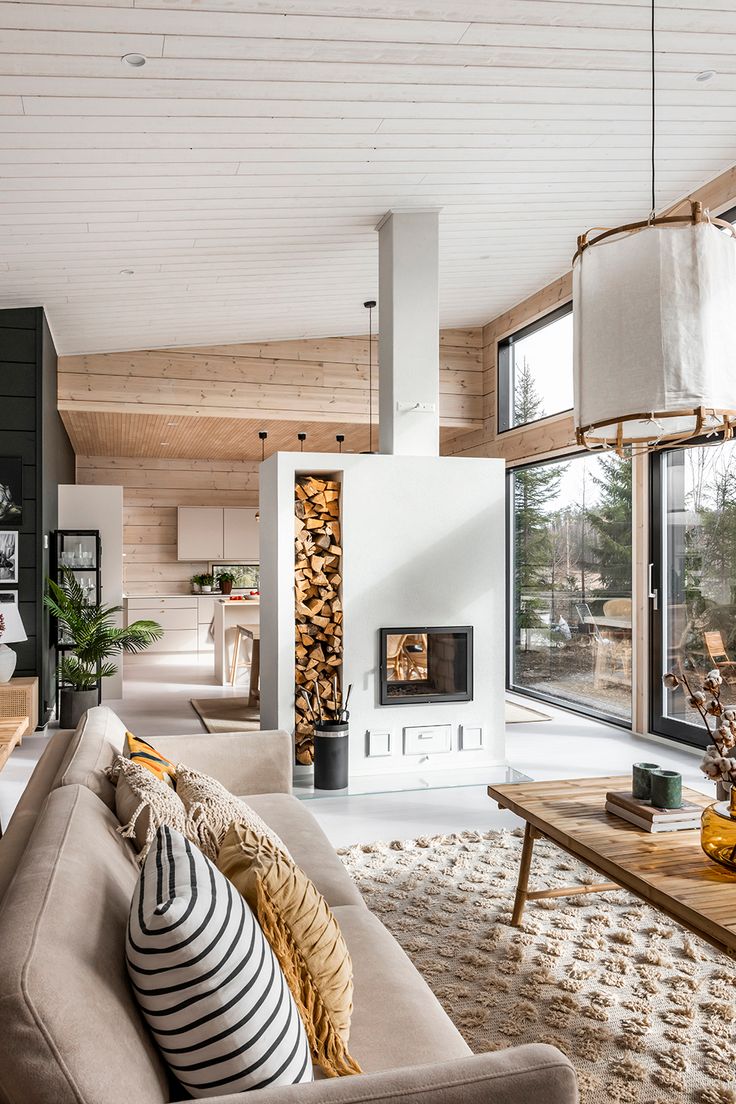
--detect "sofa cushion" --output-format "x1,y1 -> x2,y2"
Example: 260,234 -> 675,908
128,825 -> 313,1097
56,705 -> 126,809
243,793 -> 365,909
124,732 -> 177,786
332,905 -> 471,1074
0,783 -> 169,1104
0,728 -> 73,904
111,755 -> 189,862
176,764 -> 288,860
218,822 -> 361,1079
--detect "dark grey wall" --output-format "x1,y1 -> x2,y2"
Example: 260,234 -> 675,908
0,306 -> 75,722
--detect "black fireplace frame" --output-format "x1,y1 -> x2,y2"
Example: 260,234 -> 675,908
378,626 -> 474,706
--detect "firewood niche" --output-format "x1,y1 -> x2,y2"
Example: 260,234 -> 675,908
294,475 -> 343,765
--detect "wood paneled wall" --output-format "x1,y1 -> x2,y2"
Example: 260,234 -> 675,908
60,329 -> 483,461
76,456 -> 258,596
446,163 -> 736,467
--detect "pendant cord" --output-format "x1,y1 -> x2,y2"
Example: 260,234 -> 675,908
368,306 -> 373,453
650,0 -> 656,215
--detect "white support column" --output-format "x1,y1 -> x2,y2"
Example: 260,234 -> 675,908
377,208 -> 441,457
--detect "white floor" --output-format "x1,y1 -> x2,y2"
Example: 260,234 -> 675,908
0,653 -> 708,848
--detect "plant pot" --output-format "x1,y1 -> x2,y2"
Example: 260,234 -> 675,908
59,688 -> 99,729
202,585 -> 212,593
220,580 -> 233,595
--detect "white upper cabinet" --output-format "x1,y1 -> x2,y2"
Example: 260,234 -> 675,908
177,507 -> 224,561
224,508 -> 259,560
177,507 -> 259,562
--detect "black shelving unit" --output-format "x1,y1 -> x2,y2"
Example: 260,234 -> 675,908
51,529 -> 102,717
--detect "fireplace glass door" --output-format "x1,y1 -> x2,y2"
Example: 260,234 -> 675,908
379,626 -> 473,705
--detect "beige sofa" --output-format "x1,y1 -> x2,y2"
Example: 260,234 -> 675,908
0,706 -> 577,1104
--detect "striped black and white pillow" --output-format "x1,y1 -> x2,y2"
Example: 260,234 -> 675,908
126,825 -> 313,1097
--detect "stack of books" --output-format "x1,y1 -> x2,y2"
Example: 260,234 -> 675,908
605,790 -> 702,832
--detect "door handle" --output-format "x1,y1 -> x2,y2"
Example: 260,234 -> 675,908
648,563 -> 658,611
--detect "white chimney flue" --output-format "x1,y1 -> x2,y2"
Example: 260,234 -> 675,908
376,208 -> 441,456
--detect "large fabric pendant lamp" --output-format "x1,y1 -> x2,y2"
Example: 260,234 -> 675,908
573,0 -> 736,454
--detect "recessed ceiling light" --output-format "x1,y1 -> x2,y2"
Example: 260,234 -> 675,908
166,421 -> 179,427
696,70 -> 716,82
160,441 -> 169,446
122,53 -> 146,68
119,268 -> 135,276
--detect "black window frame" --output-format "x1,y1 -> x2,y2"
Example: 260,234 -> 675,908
505,451 -> 633,729
497,301 -> 573,435
648,435 -> 735,750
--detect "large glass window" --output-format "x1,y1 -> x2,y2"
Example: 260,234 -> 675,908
652,439 -> 736,746
509,451 -> 633,723
498,303 -> 573,433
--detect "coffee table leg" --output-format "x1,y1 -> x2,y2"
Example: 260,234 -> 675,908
511,821 -> 537,926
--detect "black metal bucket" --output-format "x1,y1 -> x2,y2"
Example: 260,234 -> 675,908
314,722 -> 349,790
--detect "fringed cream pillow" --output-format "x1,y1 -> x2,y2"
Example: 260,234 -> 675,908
174,764 -> 289,862
108,756 -> 189,863
217,821 -> 361,1080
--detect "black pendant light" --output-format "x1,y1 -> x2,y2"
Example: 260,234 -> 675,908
364,299 -> 376,453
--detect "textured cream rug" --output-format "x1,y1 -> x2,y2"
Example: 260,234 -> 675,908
339,829 -> 736,1104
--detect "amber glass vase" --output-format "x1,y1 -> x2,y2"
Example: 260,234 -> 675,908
700,786 -> 736,873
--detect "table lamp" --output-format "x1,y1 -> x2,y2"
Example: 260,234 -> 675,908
0,602 -> 27,682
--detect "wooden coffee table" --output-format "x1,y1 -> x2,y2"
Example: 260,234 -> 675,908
488,775 -> 736,958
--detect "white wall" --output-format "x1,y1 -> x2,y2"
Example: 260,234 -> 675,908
59,484 -> 124,699
260,452 -> 506,777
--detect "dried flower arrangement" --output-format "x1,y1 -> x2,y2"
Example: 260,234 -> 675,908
0,612 -> 5,638
663,669 -> 736,785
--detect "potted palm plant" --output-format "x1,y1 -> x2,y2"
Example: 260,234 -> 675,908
44,573 -> 163,728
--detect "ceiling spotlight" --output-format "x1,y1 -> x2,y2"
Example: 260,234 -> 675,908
166,421 -> 178,427
122,53 -> 146,68
119,268 -> 135,276
696,70 -> 716,82
159,441 -> 169,446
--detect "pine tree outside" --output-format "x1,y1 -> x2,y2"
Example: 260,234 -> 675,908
510,363 -> 633,723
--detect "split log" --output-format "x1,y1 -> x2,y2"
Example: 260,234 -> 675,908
293,474 -> 343,765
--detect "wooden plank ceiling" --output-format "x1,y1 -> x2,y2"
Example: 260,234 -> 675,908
2,0 -> 736,357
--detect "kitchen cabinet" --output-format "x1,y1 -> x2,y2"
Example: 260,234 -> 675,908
177,507 -> 258,562
224,508 -> 259,560
177,507 -> 224,561
126,596 -> 198,653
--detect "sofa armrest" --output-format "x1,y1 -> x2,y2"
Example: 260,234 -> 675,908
153,729 -> 293,795
175,1046 -> 577,1104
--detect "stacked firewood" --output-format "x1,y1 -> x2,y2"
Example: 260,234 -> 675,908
294,476 -> 343,765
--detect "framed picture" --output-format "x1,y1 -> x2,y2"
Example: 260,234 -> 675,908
0,590 -> 18,606
210,563 -> 260,590
0,458 -> 22,526
0,530 -> 19,583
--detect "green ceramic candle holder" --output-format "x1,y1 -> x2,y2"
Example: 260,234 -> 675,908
649,769 -> 682,809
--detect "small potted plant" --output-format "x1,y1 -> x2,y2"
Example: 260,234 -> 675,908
191,573 -> 203,594
217,571 -> 236,596
44,572 -> 163,728
200,573 -> 214,593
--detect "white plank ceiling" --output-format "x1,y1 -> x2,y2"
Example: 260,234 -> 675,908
1,0 -> 736,354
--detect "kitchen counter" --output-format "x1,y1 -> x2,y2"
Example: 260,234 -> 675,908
213,599 -> 260,685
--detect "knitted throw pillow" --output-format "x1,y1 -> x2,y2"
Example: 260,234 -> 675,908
217,821 -> 361,1079
175,764 -> 289,862
108,756 -> 189,862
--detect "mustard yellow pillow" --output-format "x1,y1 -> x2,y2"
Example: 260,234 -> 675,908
217,821 -> 361,1079
124,732 -> 176,786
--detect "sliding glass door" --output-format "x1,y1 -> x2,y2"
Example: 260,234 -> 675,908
651,439 -> 736,747
508,452 -> 632,724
